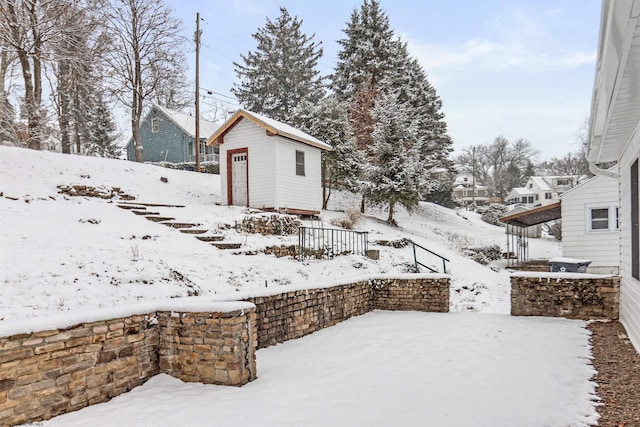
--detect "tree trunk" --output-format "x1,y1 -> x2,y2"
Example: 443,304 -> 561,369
387,201 -> 395,224
58,59 -> 71,154
360,194 -> 366,214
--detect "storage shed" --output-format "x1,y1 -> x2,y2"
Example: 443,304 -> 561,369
207,109 -> 332,215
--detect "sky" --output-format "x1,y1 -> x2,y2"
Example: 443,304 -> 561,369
160,0 -> 603,162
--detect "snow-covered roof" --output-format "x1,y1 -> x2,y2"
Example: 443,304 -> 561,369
529,176 -> 553,191
207,109 -> 332,151
508,187 -> 535,197
154,105 -> 220,139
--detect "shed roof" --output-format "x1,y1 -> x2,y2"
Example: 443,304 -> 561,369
207,109 -> 332,151
499,201 -> 561,227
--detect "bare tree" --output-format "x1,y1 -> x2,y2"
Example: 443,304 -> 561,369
0,0 -> 64,149
101,0 -> 186,162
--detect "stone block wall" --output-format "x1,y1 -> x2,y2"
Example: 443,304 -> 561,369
246,283 -> 373,349
511,274 -> 620,319
0,314 -> 158,425
245,277 -> 450,349
0,308 -> 256,426
263,244 -> 298,258
0,276 -> 450,425
373,277 -> 450,312
158,309 -> 256,386
240,214 -> 300,235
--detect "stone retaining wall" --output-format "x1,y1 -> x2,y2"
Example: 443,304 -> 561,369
0,309 -> 255,426
511,273 -> 620,319
240,214 -> 300,235
0,276 -> 449,426
245,277 -> 450,349
158,310 -> 256,385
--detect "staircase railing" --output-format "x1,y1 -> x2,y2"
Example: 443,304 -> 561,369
298,226 -> 368,260
409,240 -> 450,273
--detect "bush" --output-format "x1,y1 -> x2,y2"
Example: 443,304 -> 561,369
481,203 -> 507,226
465,244 -> 502,265
155,161 -> 220,174
329,210 -> 363,230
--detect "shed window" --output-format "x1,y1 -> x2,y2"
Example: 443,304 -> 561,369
587,205 -> 619,232
151,117 -> 159,133
295,150 -> 305,176
545,192 -> 552,199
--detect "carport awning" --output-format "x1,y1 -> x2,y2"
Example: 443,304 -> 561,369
499,202 -> 561,227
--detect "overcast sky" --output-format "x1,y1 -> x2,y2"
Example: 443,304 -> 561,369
162,0 -> 602,161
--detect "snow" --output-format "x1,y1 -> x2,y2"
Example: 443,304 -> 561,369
549,256 -> 593,264
39,311 -> 599,427
511,272 -> 614,280
1,147 -> 600,426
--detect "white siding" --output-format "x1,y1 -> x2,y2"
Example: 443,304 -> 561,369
561,175 -> 620,273
220,119 -> 276,207
618,133 -> 640,352
274,137 -> 323,212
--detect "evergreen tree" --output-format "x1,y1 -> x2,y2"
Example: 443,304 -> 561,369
86,96 -> 121,158
367,93 -> 427,224
232,7 -> 324,122
291,96 -> 364,208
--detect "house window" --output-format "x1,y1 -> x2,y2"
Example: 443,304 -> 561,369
545,193 -> 552,199
151,117 -> 159,133
527,196 -> 534,204
556,178 -> 570,186
587,205 -> 619,232
631,159 -> 639,280
535,194 -> 539,201
296,150 -> 305,176
528,183 -> 533,189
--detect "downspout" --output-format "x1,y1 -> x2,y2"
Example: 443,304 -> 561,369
587,135 -> 618,179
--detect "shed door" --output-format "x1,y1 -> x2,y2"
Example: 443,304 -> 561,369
228,149 -> 248,206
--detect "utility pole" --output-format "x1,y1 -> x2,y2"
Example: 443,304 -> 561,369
194,13 -> 201,172
471,145 -> 476,205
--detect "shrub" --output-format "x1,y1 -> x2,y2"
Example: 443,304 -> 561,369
481,203 -> 507,226
329,210 -> 363,230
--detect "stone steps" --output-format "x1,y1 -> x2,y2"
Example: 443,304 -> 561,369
195,235 -> 225,241
145,216 -> 175,223
211,242 -> 242,250
119,201 -> 241,250
162,222 -> 200,229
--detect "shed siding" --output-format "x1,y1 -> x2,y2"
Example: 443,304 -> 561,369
220,119 -> 275,207
561,175 -> 620,273
618,133 -> 640,352
274,137 -> 323,212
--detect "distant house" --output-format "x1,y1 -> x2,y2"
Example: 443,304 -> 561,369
125,105 -> 220,163
506,176 -> 583,207
586,0 -> 640,352
452,174 -> 490,205
207,109 -> 332,215
560,173 -> 619,274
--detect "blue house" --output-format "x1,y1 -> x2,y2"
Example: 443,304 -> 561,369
125,105 -> 221,163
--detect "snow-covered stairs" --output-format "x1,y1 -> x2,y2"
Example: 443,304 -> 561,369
117,202 -> 242,250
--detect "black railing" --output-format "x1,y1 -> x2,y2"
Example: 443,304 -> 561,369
298,226 -> 368,260
410,240 -> 450,273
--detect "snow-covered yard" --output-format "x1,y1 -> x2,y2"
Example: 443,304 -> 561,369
40,311 -> 599,427
1,147 -> 595,426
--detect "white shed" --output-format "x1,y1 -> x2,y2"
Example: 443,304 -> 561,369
560,174 -> 620,274
207,109 -> 332,215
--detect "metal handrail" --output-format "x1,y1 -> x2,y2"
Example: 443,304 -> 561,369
298,226 -> 368,260
409,239 -> 450,273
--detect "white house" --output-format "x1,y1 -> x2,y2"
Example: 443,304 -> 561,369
560,173 -> 620,274
452,174 -> 490,205
206,109 -> 332,215
586,0 -> 640,352
506,175 -> 582,207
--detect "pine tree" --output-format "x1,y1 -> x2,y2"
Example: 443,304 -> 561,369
291,96 -> 364,208
367,93 -> 428,225
232,7 -> 324,122
86,96 -> 121,158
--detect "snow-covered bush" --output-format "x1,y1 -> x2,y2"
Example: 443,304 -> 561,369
330,210 -> 363,230
464,244 -> 502,265
481,204 -> 507,226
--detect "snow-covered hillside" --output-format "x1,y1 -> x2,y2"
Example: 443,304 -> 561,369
0,146 -> 560,324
